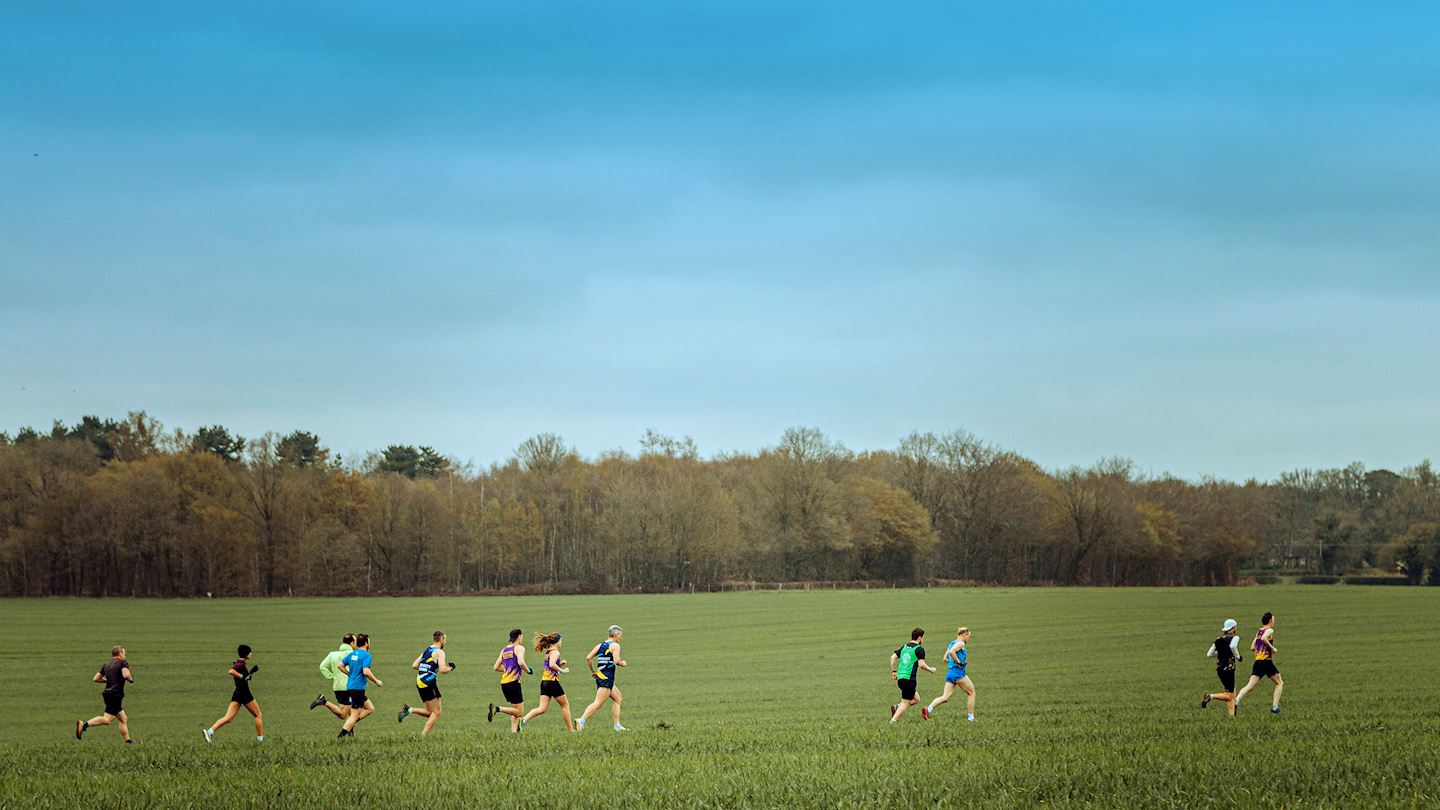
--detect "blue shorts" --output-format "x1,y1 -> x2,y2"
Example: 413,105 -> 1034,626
593,676 -> 615,690
946,671 -> 967,684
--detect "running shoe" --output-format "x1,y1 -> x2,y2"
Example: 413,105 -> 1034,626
889,704 -> 897,720
921,707 -> 931,720
1201,693 -> 1211,709
398,704 -> 410,723
203,728 -> 214,743
487,703 -> 495,723
1271,706 -> 1281,714
75,720 -> 86,740
576,718 -> 586,731
309,694 -> 328,710
613,724 -> 628,732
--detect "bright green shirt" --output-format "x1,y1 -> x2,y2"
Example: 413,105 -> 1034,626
320,644 -> 353,691
895,642 -> 925,680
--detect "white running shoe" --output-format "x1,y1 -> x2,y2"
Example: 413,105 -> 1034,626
203,728 -> 214,743
613,723 -> 628,732
576,718 -> 586,731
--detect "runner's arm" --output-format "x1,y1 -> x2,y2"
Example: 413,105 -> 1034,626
918,650 -> 937,674
92,670 -> 105,684
228,668 -> 245,678
122,666 -> 133,683
338,661 -> 350,675
437,648 -> 454,674
1206,643 -> 1217,658
493,653 -> 505,673
585,644 -> 601,675
612,643 -> 626,667
890,651 -> 899,679
411,655 -> 422,671
320,655 -> 335,680
362,666 -> 382,687
517,647 -> 530,674
1231,636 -> 1242,661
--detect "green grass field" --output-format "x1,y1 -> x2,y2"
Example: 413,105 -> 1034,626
2,587 -> 1438,808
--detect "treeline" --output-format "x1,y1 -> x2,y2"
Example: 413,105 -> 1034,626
1,413 -> 1438,596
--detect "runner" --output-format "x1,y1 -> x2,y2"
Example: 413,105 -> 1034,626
576,625 -> 628,732
889,627 -> 936,723
923,627 -> 975,721
1235,612 -> 1283,714
521,632 -> 573,731
1201,619 -> 1241,717
76,645 -> 136,744
337,633 -> 382,737
488,629 -> 529,733
311,634 -> 355,722
203,644 -> 264,742
399,630 -> 455,736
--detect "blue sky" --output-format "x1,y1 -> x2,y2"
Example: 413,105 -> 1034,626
3,2 -> 1438,480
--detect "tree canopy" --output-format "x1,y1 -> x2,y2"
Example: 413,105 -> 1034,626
1,413 -> 1435,596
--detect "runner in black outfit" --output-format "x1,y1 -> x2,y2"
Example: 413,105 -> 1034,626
76,645 -> 136,744
203,644 -> 265,742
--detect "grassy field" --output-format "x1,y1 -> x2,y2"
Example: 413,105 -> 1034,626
1,587 -> 1438,808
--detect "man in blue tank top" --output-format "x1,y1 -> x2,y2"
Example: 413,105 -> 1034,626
576,625 -> 628,732
337,633 -> 382,737
399,630 -> 454,736
924,627 -> 975,721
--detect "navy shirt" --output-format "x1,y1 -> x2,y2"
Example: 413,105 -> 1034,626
417,646 -> 440,686
595,640 -> 617,680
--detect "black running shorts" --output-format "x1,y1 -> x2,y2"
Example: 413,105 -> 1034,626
102,693 -> 124,716
540,680 -> 565,698
897,677 -> 918,701
418,684 -> 441,702
501,681 -> 524,705
345,690 -> 369,708
1216,668 -> 1236,693
1251,659 -> 1279,679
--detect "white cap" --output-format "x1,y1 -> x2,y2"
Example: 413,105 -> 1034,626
1222,619 -> 1238,632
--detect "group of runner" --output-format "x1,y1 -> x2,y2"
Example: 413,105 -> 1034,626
1200,611 -> 1285,717
886,626 -> 977,723
74,625 -> 630,743
312,624 -> 629,737
72,613 -> 1291,742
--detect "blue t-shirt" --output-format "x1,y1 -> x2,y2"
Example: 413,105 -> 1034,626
945,640 -> 967,678
344,649 -> 372,691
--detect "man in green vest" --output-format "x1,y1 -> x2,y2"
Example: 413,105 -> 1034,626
310,634 -> 355,724
889,627 -> 937,723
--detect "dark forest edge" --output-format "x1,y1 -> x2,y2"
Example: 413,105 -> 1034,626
2,412 -> 1439,597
